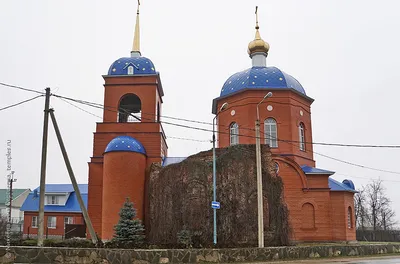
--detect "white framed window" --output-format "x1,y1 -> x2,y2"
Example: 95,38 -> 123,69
127,65 -> 134,75
32,216 -> 38,228
264,118 -> 278,148
230,122 -> 239,145
64,216 -> 74,228
299,123 -> 305,151
46,195 -> 60,205
347,207 -> 352,228
47,216 -> 57,229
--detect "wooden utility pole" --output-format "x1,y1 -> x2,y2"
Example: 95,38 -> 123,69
49,109 -> 98,244
37,87 -> 51,247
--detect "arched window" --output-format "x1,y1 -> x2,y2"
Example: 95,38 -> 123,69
264,118 -> 278,148
299,122 -> 305,151
230,122 -> 239,145
118,94 -> 141,123
348,207 -> 353,228
301,203 -> 315,229
127,65 -> 134,75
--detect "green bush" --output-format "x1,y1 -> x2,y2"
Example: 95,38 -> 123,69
61,237 -> 96,248
21,239 -> 37,246
177,227 -> 192,248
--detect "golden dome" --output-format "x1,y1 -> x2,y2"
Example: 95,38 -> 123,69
247,27 -> 270,56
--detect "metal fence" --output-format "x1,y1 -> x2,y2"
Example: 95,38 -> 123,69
357,230 -> 400,242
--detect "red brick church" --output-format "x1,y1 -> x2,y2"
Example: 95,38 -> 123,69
87,4 -> 356,242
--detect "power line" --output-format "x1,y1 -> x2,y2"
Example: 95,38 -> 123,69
58,97 -> 102,119
55,93 -> 400,149
0,95 -> 44,112
167,136 -> 210,143
2,82 -> 400,175
59,96 -> 400,175
3,82 -> 400,149
0,82 -> 45,95
57,96 -> 209,143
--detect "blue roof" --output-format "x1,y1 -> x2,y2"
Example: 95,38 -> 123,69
301,165 -> 335,175
20,184 -> 88,212
162,157 -> 187,167
32,184 -> 88,194
220,66 -> 306,97
104,135 -> 146,155
108,57 -> 156,76
329,178 -> 357,193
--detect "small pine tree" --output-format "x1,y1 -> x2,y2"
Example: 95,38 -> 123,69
113,197 -> 145,245
177,226 -> 192,248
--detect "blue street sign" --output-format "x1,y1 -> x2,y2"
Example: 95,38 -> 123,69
211,201 -> 220,209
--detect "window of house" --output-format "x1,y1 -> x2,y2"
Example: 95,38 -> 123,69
64,216 -> 74,228
47,216 -> 57,228
127,65 -> 134,75
348,207 -> 352,228
46,195 -> 59,205
264,118 -> 278,148
299,123 -> 305,151
32,216 -> 38,228
230,122 -> 239,145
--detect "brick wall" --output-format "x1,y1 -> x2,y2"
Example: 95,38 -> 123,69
23,212 -> 84,238
216,90 -> 315,167
102,151 -> 146,240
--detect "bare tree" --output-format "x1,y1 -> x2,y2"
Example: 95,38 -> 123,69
354,186 -> 367,230
364,179 -> 397,231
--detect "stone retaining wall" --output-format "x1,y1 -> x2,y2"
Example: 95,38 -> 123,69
0,244 -> 399,263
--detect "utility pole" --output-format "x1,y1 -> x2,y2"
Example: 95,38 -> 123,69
5,140 -> 13,253
255,92 -> 272,248
211,102 -> 228,245
255,118 -> 264,248
49,109 -> 98,244
37,87 -> 51,247
8,172 -> 16,225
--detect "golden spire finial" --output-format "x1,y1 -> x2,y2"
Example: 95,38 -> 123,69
248,5 -> 269,56
131,0 -> 141,56
255,6 -> 259,30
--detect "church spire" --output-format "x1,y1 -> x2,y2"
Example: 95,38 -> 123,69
248,6 -> 270,67
131,0 -> 141,57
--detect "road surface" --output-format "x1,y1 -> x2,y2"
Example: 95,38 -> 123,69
264,256 -> 400,263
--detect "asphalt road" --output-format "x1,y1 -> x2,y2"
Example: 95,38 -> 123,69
264,256 -> 400,263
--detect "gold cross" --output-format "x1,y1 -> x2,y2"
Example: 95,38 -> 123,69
255,6 -> 259,29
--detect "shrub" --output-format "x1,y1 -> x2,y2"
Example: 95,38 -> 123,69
21,239 -> 37,246
62,237 -> 96,248
177,227 -> 192,248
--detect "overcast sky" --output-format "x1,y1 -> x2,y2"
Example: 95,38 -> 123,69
1,0 -> 400,223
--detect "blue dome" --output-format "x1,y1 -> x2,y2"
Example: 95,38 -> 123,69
108,57 -> 156,75
220,66 -> 306,97
342,179 -> 355,190
104,136 -> 146,155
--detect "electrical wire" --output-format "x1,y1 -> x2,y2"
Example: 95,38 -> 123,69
56,96 -> 400,175
3,81 -> 400,148
2,82 -> 400,175
56,96 -> 209,143
0,82 -> 45,95
58,97 -> 103,119
54,93 -> 400,149
0,95 -> 44,112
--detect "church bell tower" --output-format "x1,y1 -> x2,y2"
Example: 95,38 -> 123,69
87,1 -> 167,240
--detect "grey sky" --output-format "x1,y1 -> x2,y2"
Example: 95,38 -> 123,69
1,1 -> 400,223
